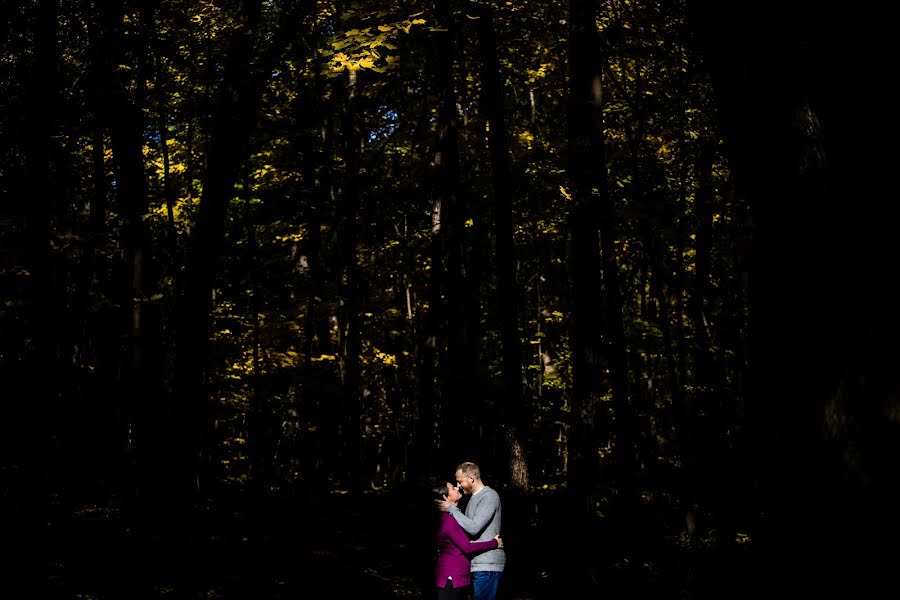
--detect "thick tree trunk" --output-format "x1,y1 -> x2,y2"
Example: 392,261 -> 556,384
566,0 -> 606,499
95,1 -> 161,523
13,0 -> 59,593
567,0 -> 638,594
430,0 -> 470,462
168,2 -> 291,595
296,52 -> 337,489
175,0 -> 264,495
473,2 -> 529,490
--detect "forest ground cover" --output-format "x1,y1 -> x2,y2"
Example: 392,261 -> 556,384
43,483 -> 758,599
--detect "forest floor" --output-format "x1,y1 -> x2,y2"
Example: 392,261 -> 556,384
41,481 -> 762,600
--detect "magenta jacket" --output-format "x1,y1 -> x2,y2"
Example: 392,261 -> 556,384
434,512 -> 499,588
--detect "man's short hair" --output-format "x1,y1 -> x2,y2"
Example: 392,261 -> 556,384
456,461 -> 480,480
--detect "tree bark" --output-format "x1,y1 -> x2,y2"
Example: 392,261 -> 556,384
472,1 -> 529,490
168,2 -> 296,595
94,1 -> 162,524
14,0 -> 59,593
567,0 -> 638,593
429,0 -> 470,462
337,67 -> 364,495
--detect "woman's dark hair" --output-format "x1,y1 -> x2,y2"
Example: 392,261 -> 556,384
432,480 -> 453,500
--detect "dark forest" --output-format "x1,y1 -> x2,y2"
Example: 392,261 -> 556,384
1,0 -> 897,598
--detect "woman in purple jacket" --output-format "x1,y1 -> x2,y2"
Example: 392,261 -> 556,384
433,480 -> 504,600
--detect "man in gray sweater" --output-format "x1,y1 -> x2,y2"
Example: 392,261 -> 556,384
437,461 -> 505,600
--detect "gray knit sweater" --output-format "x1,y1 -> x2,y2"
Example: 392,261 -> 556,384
446,486 -> 506,572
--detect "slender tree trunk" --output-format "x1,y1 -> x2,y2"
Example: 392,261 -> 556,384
141,10 -> 179,262
156,74 -> 180,259
412,89 -> 443,478
302,73 -> 336,366
691,143 -> 714,398
242,167 -> 265,499
338,68 -> 364,495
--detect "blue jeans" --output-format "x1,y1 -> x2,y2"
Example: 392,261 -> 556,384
472,571 -> 502,600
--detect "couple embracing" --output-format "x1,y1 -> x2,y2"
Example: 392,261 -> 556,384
433,461 -> 505,600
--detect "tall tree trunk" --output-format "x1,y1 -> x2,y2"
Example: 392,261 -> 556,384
14,0 -> 59,593
241,166 -> 266,500
301,68 -> 336,366
427,0 -> 469,464
172,0 -> 304,510
85,7 -> 125,513
176,0 -> 259,489
338,68 -> 364,495
169,2 -> 285,595
436,0 -> 470,455
138,8 -> 179,265
566,0 -> 605,500
297,60 -> 338,492
409,59 -> 439,481
95,0 -> 160,521
690,142 -> 738,551
472,1 -> 529,490
567,0 -> 638,594
670,142 -> 716,550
